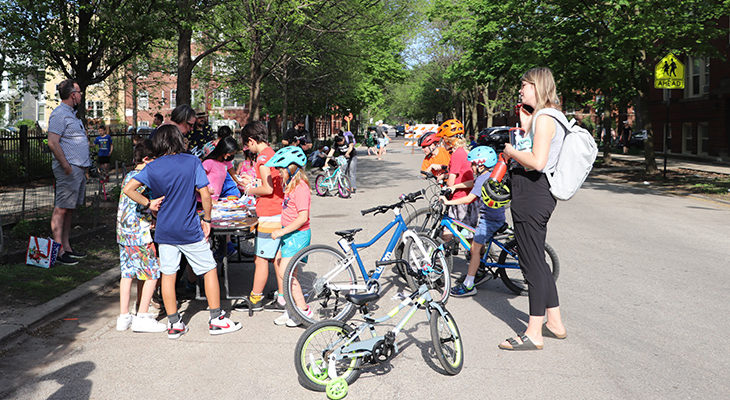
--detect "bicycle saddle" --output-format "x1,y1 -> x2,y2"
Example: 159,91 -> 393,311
495,222 -> 510,235
334,228 -> 362,239
345,292 -> 381,306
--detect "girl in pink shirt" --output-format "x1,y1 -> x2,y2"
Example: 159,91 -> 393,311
201,136 -> 239,201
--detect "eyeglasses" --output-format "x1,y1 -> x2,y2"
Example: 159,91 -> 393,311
186,120 -> 196,128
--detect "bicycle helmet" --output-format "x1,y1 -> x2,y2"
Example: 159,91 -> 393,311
481,180 -> 511,209
418,132 -> 439,147
467,146 -> 498,168
436,119 -> 464,137
265,146 -> 307,168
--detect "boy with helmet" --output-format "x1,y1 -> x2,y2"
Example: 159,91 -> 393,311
440,145 -> 508,297
419,131 -> 450,179
438,119 -> 478,230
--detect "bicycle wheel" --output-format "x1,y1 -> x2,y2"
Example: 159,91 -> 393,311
404,233 -> 451,303
283,245 -> 358,327
497,239 -> 560,295
315,174 -> 329,196
337,174 -> 351,198
295,320 -> 362,392
402,206 -> 440,234
429,308 -> 463,375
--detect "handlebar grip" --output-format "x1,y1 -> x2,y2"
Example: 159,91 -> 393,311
361,207 -> 378,215
420,170 -> 436,180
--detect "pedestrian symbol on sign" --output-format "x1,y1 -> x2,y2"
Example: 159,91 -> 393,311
655,53 -> 684,89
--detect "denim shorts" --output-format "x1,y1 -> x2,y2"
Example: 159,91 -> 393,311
280,229 -> 311,258
473,216 -> 506,245
158,239 -> 216,276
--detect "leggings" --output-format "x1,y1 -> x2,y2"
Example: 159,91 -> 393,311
345,156 -> 357,189
509,168 -> 558,317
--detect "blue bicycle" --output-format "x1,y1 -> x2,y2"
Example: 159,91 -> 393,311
282,190 -> 451,327
404,173 -> 559,295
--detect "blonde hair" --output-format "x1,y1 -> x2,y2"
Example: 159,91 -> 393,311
444,135 -> 467,150
284,166 -> 310,194
521,67 -> 561,111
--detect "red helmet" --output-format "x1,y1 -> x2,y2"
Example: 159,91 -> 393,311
436,119 -> 464,137
418,132 -> 439,147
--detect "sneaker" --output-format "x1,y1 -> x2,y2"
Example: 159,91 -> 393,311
285,307 -> 313,328
274,311 -> 290,326
233,296 -> 265,312
473,268 -> 491,286
450,282 -> 477,297
167,319 -> 188,339
209,311 -> 242,335
55,252 -> 79,266
131,313 -> 167,333
116,313 -> 133,331
66,250 -> 87,259
263,298 -> 286,312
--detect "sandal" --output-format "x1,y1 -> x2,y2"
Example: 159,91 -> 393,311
542,323 -> 567,339
498,334 -> 543,351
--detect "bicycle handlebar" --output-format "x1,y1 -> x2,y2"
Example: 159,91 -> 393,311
360,189 -> 425,216
420,170 -> 436,180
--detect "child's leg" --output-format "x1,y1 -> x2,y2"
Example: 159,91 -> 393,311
119,277 -> 133,314
158,244 -> 183,317
137,279 -> 158,315
135,279 -> 144,313
161,273 -> 178,315
281,256 -> 307,309
202,268 -> 221,310
251,256 -> 269,299
274,251 -> 284,296
467,241 -> 484,278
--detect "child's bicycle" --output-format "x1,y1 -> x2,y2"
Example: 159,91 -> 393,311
315,156 -> 352,198
88,154 -> 109,201
405,171 -> 559,295
282,190 -> 451,327
294,258 -> 463,396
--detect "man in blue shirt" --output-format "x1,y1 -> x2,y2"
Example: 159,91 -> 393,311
47,79 -> 90,265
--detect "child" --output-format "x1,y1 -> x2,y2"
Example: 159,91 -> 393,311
202,136 -> 241,201
419,131 -> 450,180
441,146 -> 507,297
327,134 -> 357,192
235,121 -> 285,312
93,127 -> 113,178
264,146 -> 313,327
309,145 -> 328,169
236,149 -> 257,189
439,119 -> 478,231
116,139 -> 166,333
123,124 -> 241,339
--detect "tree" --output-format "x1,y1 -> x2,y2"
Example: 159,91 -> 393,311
1,0 -> 168,120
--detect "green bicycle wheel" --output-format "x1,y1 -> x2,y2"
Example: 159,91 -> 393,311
294,320 -> 362,392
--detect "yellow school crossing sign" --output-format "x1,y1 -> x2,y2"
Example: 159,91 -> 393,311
654,53 -> 684,89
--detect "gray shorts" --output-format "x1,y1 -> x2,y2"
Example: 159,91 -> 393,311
158,240 -> 216,276
53,162 -> 86,209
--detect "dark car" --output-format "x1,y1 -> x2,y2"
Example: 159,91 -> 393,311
629,130 -> 648,148
395,125 -> 406,137
476,126 -> 511,153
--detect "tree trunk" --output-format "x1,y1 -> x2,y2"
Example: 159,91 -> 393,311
247,31 -> 262,123
132,76 -> 138,129
176,25 -> 193,107
634,89 -> 658,173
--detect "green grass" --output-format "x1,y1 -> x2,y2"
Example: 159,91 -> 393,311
0,262 -> 103,304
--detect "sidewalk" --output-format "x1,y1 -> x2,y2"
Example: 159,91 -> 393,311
609,153 -> 730,175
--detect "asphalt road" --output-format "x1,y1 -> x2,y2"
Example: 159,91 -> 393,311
1,140 -> 728,400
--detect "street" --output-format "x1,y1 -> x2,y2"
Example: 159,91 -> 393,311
1,140 -> 729,400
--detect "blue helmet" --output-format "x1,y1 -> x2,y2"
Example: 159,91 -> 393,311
467,146 -> 497,168
265,146 -> 307,168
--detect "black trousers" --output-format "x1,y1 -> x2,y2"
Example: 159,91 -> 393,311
509,168 -> 559,316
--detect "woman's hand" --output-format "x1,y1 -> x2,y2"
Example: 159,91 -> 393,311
503,143 -> 515,161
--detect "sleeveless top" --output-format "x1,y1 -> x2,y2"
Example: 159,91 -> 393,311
525,108 -> 565,173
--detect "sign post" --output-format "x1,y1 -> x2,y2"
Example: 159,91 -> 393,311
654,53 -> 685,177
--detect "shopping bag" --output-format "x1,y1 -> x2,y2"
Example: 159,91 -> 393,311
26,236 -> 61,268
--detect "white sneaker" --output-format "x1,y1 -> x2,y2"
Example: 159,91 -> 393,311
116,313 -> 133,331
131,313 -> 167,333
208,310 -> 242,335
274,311 -> 290,326
285,307 -> 314,327
167,319 -> 188,339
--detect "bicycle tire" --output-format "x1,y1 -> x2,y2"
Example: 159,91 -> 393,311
315,174 -> 329,196
295,320 -> 362,392
401,206 -> 454,270
283,244 -> 358,327
404,233 -> 451,304
337,174 -> 351,198
429,308 -> 463,375
497,239 -> 560,295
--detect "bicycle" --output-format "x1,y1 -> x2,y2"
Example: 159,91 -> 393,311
294,259 -> 463,395
404,172 -> 559,295
88,154 -> 109,201
282,190 -> 451,327
314,156 -> 352,198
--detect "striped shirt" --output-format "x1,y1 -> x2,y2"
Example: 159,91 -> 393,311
48,103 -> 90,167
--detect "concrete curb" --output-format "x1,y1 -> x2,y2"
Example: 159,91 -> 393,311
0,268 -> 119,346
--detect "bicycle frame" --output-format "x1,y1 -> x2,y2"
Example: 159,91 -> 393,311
437,212 -> 520,271
319,165 -> 344,191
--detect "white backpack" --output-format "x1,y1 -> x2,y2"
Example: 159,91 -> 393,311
532,108 -> 598,200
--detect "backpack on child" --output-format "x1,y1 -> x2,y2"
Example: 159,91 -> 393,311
532,108 -> 598,201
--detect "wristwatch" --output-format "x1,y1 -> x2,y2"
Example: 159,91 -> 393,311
202,218 -> 212,223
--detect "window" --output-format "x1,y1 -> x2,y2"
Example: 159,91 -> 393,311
37,102 -> 45,122
697,122 -> 709,155
170,89 -> 176,108
682,123 -> 693,154
139,121 -> 149,127
161,90 -> 166,106
86,101 -> 104,118
138,91 -> 149,110
685,56 -> 710,98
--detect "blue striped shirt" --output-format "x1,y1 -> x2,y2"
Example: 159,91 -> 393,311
48,103 -> 90,167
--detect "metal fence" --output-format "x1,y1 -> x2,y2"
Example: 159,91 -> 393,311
0,126 -> 135,224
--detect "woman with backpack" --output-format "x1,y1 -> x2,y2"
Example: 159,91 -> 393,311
498,67 -> 567,351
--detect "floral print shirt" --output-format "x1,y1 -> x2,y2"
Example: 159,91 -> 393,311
116,169 -> 154,245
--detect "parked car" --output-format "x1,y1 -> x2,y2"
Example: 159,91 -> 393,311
629,130 -> 648,148
475,126 -> 511,153
395,125 -> 406,137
